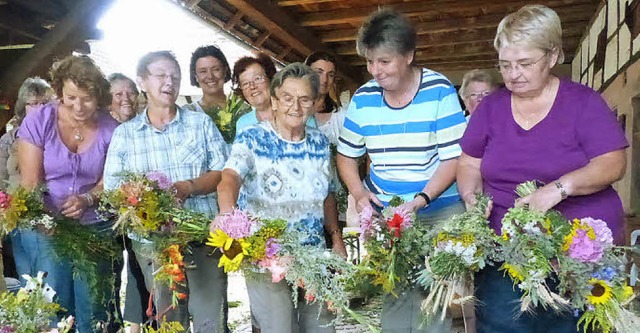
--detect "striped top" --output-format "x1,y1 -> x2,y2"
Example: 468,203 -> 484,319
337,68 -> 466,210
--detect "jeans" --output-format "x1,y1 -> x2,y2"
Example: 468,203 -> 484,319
11,225 -> 116,333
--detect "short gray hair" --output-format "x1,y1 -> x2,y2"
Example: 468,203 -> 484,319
136,51 -> 180,78
494,4 -> 564,64
356,10 -> 416,57
269,63 -> 319,99
14,77 -> 53,123
459,69 -> 498,98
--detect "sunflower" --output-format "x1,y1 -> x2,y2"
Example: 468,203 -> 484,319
501,263 -> 525,282
207,230 -> 251,273
587,278 -> 613,305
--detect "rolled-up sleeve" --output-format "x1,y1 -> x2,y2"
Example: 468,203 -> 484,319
435,84 -> 466,161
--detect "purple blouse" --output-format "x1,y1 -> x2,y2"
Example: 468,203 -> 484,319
461,79 -> 628,244
18,103 -> 119,225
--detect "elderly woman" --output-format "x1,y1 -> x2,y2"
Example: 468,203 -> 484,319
233,53 -> 278,133
216,63 -> 342,333
16,55 -> 120,331
0,77 -> 53,293
458,69 -> 498,118
104,51 -> 229,332
184,45 -> 250,143
337,10 -> 467,332
458,5 -> 628,332
108,73 -> 139,123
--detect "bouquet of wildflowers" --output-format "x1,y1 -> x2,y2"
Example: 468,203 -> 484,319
556,217 -> 640,333
99,171 -> 178,237
499,181 -> 571,313
417,194 -> 499,321
0,272 -> 73,333
208,209 -> 367,328
0,186 -> 54,236
203,92 -> 251,144
355,197 -> 431,296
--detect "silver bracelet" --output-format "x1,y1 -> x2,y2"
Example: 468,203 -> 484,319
82,193 -> 95,206
553,181 -> 568,200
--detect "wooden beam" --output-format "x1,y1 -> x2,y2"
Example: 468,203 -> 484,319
253,31 -> 271,47
223,0 -> 363,84
0,22 -> 41,42
335,23 -> 587,56
276,0 -> 342,6
224,10 -> 244,30
321,3 -> 596,43
1,0 -> 113,96
183,0 -> 202,9
301,0 -> 595,27
9,0 -> 66,19
277,46 -> 292,60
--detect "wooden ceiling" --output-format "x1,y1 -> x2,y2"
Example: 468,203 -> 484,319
182,0 -> 602,86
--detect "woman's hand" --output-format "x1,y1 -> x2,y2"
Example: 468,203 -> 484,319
353,189 -> 383,213
173,180 -> 194,203
60,194 -> 90,219
515,183 -> 562,213
397,198 -> 426,213
461,192 -> 493,218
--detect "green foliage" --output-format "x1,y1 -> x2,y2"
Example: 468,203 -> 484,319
203,92 -> 251,144
0,288 -> 63,332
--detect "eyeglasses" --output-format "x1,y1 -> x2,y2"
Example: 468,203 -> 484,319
467,91 -> 491,100
275,94 -> 314,108
146,72 -> 181,82
239,75 -> 267,90
496,54 -> 547,74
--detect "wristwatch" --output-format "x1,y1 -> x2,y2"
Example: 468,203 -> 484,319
414,192 -> 431,207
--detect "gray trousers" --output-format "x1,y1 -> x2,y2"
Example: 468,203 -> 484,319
381,201 -> 466,333
132,241 -> 228,333
246,273 -> 336,333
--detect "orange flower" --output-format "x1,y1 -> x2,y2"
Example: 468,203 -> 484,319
305,292 -> 315,302
177,292 -> 187,300
127,196 -> 140,206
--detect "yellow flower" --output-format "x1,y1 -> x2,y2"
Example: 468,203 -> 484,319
207,230 -> 250,273
587,278 -> 613,305
621,284 -> 635,301
501,263 -> 524,282
501,233 -> 510,241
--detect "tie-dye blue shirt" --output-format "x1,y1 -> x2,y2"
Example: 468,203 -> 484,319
224,121 -> 332,246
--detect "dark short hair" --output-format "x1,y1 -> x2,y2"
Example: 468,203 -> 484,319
356,10 -> 416,57
231,53 -> 277,100
107,73 -> 139,96
304,51 -> 337,69
50,55 -> 111,108
189,45 -> 231,87
270,63 -> 319,99
136,51 -> 180,78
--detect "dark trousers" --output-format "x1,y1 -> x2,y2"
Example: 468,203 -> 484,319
475,265 -> 579,333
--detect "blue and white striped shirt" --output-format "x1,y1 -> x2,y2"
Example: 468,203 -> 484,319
103,106 -> 228,218
338,68 -> 466,210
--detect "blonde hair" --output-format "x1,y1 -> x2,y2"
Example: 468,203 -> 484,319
459,69 -> 497,98
494,4 -> 564,64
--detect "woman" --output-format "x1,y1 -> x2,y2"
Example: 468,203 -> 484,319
108,73 -> 139,123
0,77 -> 53,293
458,69 -> 498,119
16,55 -> 120,332
304,51 -> 345,144
233,53 -> 278,134
0,77 -> 54,190
104,51 -> 229,332
184,44 -> 250,143
216,63 -> 343,333
336,10 -> 467,332
457,5 -> 628,333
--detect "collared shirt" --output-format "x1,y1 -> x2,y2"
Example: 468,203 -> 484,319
103,106 -> 227,218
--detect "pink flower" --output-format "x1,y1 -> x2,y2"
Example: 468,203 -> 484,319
583,218 -> 613,247
259,257 -> 291,283
0,191 -> 11,209
215,209 -> 258,239
265,238 -> 281,258
146,171 -> 173,190
359,206 -> 375,240
569,229 -> 604,263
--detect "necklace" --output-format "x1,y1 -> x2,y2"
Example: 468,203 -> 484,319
72,124 -> 84,142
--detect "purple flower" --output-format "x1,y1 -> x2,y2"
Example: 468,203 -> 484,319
568,229 -> 604,263
265,238 -> 281,258
146,171 -> 173,190
216,209 -> 258,239
359,206 -> 375,241
0,326 -> 16,333
583,218 -> 613,247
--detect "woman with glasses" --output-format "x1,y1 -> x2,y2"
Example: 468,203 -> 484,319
458,69 -> 498,119
458,5 -> 628,333
215,63 -> 342,333
233,53 -> 317,135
